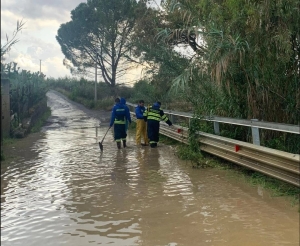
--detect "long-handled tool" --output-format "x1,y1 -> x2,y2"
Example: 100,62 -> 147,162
99,127 -> 111,151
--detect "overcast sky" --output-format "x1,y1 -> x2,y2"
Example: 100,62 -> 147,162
0,0 -> 178,83
1,0 -> 86,78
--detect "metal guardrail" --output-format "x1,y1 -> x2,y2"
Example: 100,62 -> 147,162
160,124 -> 299,187
128,106 -> 300,187
127,102 -> 300,135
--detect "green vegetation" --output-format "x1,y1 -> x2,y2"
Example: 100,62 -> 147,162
1,64 -> 48,134
156,0 -> 300,154
30,107 -> 51,133
1,20 -> 50,161
158,134 -> 178,146
244,173 -> 299,203
48,77 -> 133,111
0,138 -> 18,161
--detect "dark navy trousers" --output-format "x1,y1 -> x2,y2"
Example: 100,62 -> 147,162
147,120 -> 160,144
114,124 -> 126,142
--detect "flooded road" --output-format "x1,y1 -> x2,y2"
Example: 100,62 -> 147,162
1,90 -> 299,246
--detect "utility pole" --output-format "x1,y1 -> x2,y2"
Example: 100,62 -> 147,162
40,59 -> 41,74
94,53 -> 97,102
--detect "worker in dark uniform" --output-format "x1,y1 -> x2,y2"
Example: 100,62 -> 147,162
120,98 -> 130,134
110,98 -> 131,149
143,101 -> 172,148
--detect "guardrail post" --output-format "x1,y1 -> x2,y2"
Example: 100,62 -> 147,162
169,114 -> 174,124
251,119 -> 260,146
213,122 -> 220,135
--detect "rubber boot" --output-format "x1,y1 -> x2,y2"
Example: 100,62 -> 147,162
150,143 -> 156,148
122,140 -> 126,148
117,142 -> 121,149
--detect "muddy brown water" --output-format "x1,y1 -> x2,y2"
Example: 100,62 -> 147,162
1,90 -> 299,246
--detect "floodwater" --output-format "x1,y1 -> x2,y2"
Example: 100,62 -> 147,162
1,90 -> 299,246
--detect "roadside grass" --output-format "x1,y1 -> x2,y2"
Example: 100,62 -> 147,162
1,137 -> 19,161
2,137 -> 18,145
159,134 -> 178,145
30,107 -> 51,133
244,172 -> 299,204
55,88 -> 114,111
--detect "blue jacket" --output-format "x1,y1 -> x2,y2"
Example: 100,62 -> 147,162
120,98 -> 127,107
109,101 -> 131,127
135,105 -> 146,119
120,98 -> 131,122
120,98 -> 131,131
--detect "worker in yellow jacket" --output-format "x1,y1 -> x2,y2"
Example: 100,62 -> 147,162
143,101 -> 172,148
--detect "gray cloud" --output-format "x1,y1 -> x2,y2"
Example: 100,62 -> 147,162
3,0 -> 83,22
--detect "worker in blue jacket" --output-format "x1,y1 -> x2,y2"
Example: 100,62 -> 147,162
143,101 -> 172,148
135,100 -> 148,146
110,97 -> 131,149
120,98 -> 130,133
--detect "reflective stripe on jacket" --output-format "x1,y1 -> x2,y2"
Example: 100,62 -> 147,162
110,104 -> 127,126
144,104 -> 171,124
114,108 -> 126,124
147,107 -> 161,121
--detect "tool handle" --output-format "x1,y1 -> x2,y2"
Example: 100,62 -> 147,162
100,127 -> 111,144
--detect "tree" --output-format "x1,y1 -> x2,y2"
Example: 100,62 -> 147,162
130,3 -> 190,102
56,0 -> 147,91
158,0 -> 300,124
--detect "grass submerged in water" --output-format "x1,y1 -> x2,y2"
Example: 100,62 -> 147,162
175,143 -> 300,208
